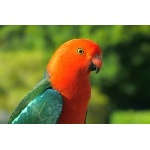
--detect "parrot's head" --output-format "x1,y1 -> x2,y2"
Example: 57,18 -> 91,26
47,39 -> 102,77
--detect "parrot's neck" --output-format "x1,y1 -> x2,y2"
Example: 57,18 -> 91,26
47,66 -> 91,123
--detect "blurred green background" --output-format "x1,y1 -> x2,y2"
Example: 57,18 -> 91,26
0,25 -> 150,124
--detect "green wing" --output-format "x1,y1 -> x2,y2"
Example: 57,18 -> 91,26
11,89 -> 62,124
8,71 -> 63,124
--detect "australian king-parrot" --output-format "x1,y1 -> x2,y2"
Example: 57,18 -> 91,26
8,39 -> 103,124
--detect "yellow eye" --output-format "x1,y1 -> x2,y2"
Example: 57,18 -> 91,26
77,48 -> 84,55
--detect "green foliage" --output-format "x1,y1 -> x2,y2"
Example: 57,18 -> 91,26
98,26 -> 150,109
110,110 -> 150,124
0,25 -> 150,123
0,50 -> 48,112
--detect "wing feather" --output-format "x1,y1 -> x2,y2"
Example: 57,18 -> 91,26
12,89 -> 63,124
8,71 -> 62,124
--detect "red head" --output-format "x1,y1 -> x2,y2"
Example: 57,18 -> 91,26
48,39 -> 102,74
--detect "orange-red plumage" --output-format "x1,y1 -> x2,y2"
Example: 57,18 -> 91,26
47,39 -> 102,123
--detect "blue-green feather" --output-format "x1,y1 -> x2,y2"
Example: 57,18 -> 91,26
12,89 -> 62,124
8,71 -> 63,124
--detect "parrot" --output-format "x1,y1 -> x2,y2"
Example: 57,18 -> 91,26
8,39 -> 102,124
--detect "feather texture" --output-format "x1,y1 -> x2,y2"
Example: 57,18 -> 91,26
8,72 -> 63,124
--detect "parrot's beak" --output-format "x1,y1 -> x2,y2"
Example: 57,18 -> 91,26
89,55 -> 102,73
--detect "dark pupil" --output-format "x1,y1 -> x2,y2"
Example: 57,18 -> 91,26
79,50 -> 82,53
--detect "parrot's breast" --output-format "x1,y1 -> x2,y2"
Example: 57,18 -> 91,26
49,71 -> 91,124
57,76 -> 91,124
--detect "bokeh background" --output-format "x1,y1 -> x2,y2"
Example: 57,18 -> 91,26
0,25 -> 150,124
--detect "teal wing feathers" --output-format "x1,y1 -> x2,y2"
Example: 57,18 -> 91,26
12,89 -> 62,124
8,71 -> 63,124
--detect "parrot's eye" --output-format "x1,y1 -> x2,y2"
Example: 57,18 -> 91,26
77,48 -> 84,55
